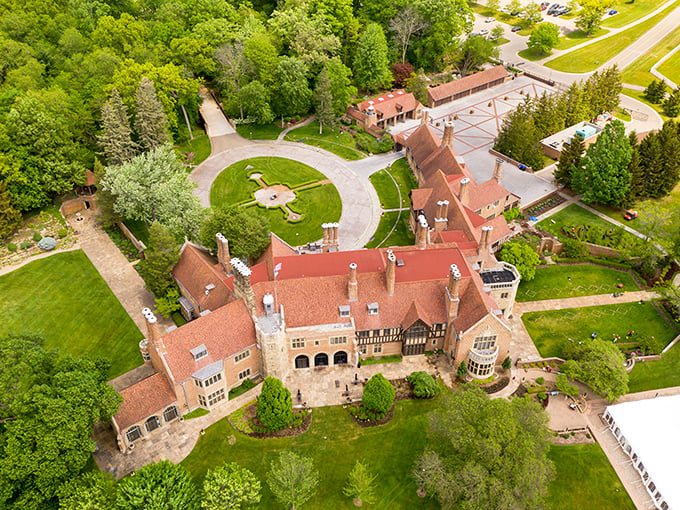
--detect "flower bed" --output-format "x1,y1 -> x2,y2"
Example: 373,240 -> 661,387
229,402 -> 312,438
523,193 -> 566,217
347,404 -> 395,428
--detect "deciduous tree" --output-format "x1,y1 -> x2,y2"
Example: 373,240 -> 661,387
527,23 -> 560,55
214,41 -> 251,119
562,339 -> 628,401
353,23 -> 392,91
555,374 -> 579,397
134,77 -> 171,151
315,68 -> 335,133
324,58 -> 357,116
267,451 -> 319,510
389,5 -> 429,63
256,377 -> 293,431
343,461 -> 377,506
137,223 -> 181,298
576,2 -> 606,36
0,181 -> 22,239
453,35 -> 499,77
58,471 -> 117,510
240,80 -> 274,124
116,461 -> 198,510
272,56 -> 313,117
202,462 -> 261,510
99,87 -> 138,166
200,206 -> 270,260
497,240 -> 541,281
404,71 -> 428,105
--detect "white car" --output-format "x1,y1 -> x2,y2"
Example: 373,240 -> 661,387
480,28 -> 489,35
485,17 -> 495,22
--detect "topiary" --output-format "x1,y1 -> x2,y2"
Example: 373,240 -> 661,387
362,373 -> 395,417
407,371 -> 440,398
502,356 -> 512,370
536,376 -> 545,385
256,377 -> 293,431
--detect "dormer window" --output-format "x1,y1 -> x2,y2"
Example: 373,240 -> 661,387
339,305 -> 351,318
367,302 -> 379,315
190,344 -> 208,361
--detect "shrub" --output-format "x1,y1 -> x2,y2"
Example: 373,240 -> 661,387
7,243 -> 17,252
562,237 -> 589,258
20,241 -> 31,249
537,392 -> 547,401
256,377 -> 293,431
407,371 -> 440,398
503,206 -> 521,222
362,373 -> 395,418
502,356 -> 512,370
555,374 -> 579,397
536,376 -> 545,384
58,227 -> 68,238
32,232 -> 42,242
457,360 -> 468,378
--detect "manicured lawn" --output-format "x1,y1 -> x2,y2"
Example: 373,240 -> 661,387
522,302 -> 676,358
176,128 -> 212,166
655,47 -> 680,88
554,28 -> 609,50
545,0 -> 680,73
210,157 -> 327,208
536,204 -> 617,240
286,121 -> 366,160
492,37 -> 510,46
622,87 -> 673,121
547,443 -> 635,510
518,48 -> 550,61
517,264 -> 640,302
245,183 -> 342,246
181,400 -> 440,509
365,211 -> 415,248
621,25 -> 680,87
235,123 -> 284,140
628,339 -> 680,392
0,250 -> 143,378
369,158 -> 417,209
602,0 -> 668,28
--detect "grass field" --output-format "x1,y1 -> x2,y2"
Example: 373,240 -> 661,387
365,211 -> 415,248
369,158 -> 417,209
621,25 -> 680,87
545,0 -> 680,73
655,48 -> 680,87
517,264 -> 640,302
286,121 -> 366,160
0,250 -> 143,378
210,157 -> 327,208
518,48 -> 550,61
622,87 -> 672,121
537,204 -> 618,240
554,27 -> 609,50
176,127 -> 212,166
235,123 -> 285,140
547,443 -> 635,510
628,338 -> 680,392
182,400 -> 440,509
602,0 -> 668,28
522,302 -> 676,358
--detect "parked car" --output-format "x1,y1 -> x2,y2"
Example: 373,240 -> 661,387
485,17 -> 495,22
609,9 -> 618,15
624,210 -> 638,221
480,28 -> 489,35
511,25 -> 522,32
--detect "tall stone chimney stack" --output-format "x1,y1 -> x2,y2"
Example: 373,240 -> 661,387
322,223 -> 331,252
420,109 -> 429,125
493,158 -> 504,183
480,226 -> 493,253
442,119 -> 455,148
332,223 -> 339,248
459,178 -> 471,206
348,263 -> 358,301
216,233 -> 232,273
386,249 -> 396,295
142,307 -> 164,353
446,264 -> 462,321
434,200 -> 449,233
416,214 -> 429,250
231,258 -> 257,316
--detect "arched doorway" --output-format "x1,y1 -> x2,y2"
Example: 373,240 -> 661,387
333,351 -> 348,365
295,355 -> 309,369
145,416 -> 160,433
314,353 -> 329,366
163,406 -> 179,422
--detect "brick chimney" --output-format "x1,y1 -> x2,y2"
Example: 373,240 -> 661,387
446,264 -> 461,321
459,178 -> 470,206
386,249 -> 396,295
415,214 -> 429,250
434,200 -> 449,233
480,226 -> 493,253
231,258 -> 256,316
332,222 -> 339,248
216,233 -> 232,273
493,158 -> 504,183
322,223 -> 331,252
441,119 -> 454,148
348,263 -> 358,301
142,307 -> 164,352
420,109 -> 429,125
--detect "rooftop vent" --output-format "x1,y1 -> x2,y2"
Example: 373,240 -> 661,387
190,344 -> 208,361
455,156 -> 465,165
398,90 -> 404,94
396,259 -> 405,267
263,293 -> 275,316
339,305 -> 351,317
387,94 -> 394,98
367,302 -> 379,315
200,310 -> 211,316
205,283 -> 215,291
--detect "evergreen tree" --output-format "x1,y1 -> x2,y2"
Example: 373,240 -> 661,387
663,88 -> 680,118
573,120 -> 632,205
586,66 -> 622,116
134,77 -> 171,151
353,23 -> 392,91
343,461 -> 377,506
98,87 -> 138,166
256,377 -> 293,431
93,157 -> 121,227
641,120 -> 680,198
637,130 -> 663,198
315,68 -> 335,133
563,82 -> 591,126
623,132 -> 643,206
554,133 -> 584,188
0,181 -> 22,239
136,222 -> 181,299
494,97 -> 544,170
644,80 -> 666,104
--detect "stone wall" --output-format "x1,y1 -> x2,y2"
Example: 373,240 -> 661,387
118,222 -> 147,253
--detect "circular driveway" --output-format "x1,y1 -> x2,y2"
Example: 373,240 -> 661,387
191,141 -> 381,251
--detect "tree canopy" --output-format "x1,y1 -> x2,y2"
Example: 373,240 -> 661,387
497,240 -> 541,281
267,451 -> 319,510
200,206 -> 270,260
202,462 -> 261,510
116,460 -> 199,510
562,339 -> 629,401
256,376 -> 293,431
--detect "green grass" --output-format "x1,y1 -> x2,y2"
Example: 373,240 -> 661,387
181,400 -> 440,509
518,48 -> 551,61
546,0 -> 680,72
246,183 -> 342,246
0,250 -> 143,378
235,123 -> 285,140
123,218 -> 150,245
286,121 -> 366,160
210,157 -> 327,208
628,338 -> 680,392
365,211 -> 415,249
536,204 -> 617,240
492,37 -> 510,46
554,28 -> 609,50
612,106 -> 632,122
176,127 -> 212,166
522,302 -> 676,358
621,25 -> 680,87
361,354 -> 403,365
370,158 -> 417,209
228,379 -> 257,400
655,48 -> 680,88
547,443 -> 635,510
602,0 -> 668,28
184,408 -> 210,420
622,87 -> 672,121
517,264 -> 640,302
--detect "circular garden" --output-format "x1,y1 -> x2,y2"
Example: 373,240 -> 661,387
209,156 -> 341,246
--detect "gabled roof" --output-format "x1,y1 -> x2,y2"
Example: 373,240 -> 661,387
172,244 -> 233,312
405,124 -> 440,164
355,90 -> 421,120
411,188 -> 433,210
427,66 -> 508,103
401,300 -> 432,329
114,372 -> 177,430
417,144 -> 470,182
255,233 -> 298,279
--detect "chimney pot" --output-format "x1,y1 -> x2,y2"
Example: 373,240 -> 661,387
459,178 -> 471,205
442,119 -> 455,148
348,263 -> 358,301
386,249 -> 396,295
493,158 -> 504,183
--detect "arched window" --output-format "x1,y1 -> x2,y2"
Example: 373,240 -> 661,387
145,415 -> 160,433
163,406 -> 179,423
126,425 -> 142,442
314,353 -> 329,366
295,355 -> 309,369
333,351 -> 348,365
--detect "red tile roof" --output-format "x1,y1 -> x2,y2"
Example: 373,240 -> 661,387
411,188 -> 432,210
162,299 -> 257,382
355,90 -> 421,121
255,233 -> 298,279
114,372 -> 177,430
273,250 -> 387,280
427,66 -> 508,103
417,144 -> 471,182
173,244 -> 233,312
405,124 -> 440,164
401,300 -> 432,328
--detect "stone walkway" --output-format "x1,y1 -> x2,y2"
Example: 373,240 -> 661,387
515,290 -> 657,314
276,115 -> 316,141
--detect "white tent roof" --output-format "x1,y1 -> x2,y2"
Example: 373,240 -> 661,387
607,394 -> 680,508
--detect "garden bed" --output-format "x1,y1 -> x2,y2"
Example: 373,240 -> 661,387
229,402 -> 312,438
522,193 -> 566,218
347,404 -> 395,428
480,376 -> 510,394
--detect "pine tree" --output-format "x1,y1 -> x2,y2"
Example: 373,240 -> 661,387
644,80 -> 666,104
0,181 -> 22,239
623,131 -> 643,207
657,120 -> 680,196
638,130 -> 664,198
663,88 -> 680,118
554,133 -> 584,188
315,68 -> 335,134
353,23 -> 393,92
98,88 -> 138,166
134,77 -> 171,151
